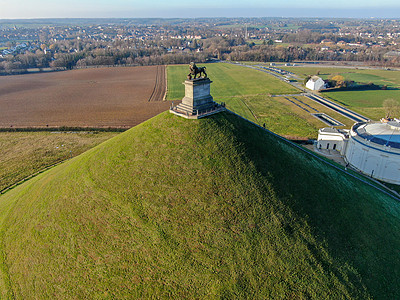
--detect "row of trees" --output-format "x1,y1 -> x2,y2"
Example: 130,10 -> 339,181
225,44 -> 392,65
282,31 -> 364,44
1,36 -> 400,73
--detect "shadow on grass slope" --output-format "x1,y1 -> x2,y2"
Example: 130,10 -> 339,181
0,111 -> 399,299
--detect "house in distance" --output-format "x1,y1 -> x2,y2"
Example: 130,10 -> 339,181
306,76 -> 326,91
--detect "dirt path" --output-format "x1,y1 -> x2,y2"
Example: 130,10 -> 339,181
148,65 -> 166,102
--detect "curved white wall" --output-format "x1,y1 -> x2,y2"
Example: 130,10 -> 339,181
345,131 -> 400,184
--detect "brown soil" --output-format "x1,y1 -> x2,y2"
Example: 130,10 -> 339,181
148,65 -> 166,102
0,65 -> 169,128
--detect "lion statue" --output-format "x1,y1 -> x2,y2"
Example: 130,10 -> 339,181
188,62 -> 207,79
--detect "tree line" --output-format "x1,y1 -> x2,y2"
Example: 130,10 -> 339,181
1,36 -> 399,74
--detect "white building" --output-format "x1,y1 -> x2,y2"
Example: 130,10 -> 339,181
317,120 -> 400,185
317,128 -> 349,155
306,76 -> 326,91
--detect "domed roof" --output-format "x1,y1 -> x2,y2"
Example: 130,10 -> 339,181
352,121 -> 400,149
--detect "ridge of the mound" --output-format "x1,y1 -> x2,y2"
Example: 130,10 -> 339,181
0,111 -> 399,299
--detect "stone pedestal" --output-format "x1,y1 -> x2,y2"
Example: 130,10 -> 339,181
170,77 -> 225,119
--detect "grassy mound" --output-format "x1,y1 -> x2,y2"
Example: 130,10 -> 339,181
0,111 -> 399,298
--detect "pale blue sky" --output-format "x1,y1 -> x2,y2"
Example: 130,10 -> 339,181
1,0 -> 400,18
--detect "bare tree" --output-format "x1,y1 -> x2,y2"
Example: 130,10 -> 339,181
383,98 -> 400,119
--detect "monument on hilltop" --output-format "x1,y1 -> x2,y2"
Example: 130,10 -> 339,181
170,62 -> 225,119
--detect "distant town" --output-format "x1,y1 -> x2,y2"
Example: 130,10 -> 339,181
2,17 -> 400,74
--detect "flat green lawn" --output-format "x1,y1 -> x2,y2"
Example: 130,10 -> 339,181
168,63 -> 359,139
0,131 -> 118,192
223,96 -> 258,123
244,95 -> 354,139
281,66 -> 400,120
322,90 -> 394,120
246,95 -> 317,138
168,63 -> 344,138
167,63 -> 299,101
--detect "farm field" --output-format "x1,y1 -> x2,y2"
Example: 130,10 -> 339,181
0,131 -> 118,192
168,63 -> 351,139
281,66 -> 400,120
0,65 -> 168,128
167,63 -> 299,100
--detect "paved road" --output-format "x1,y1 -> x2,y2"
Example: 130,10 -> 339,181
305,94 -> 369,123
228,61 -> 370,123
268,61 -> 400,71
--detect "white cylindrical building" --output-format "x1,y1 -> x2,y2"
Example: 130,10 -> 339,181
345,120 -> 400,184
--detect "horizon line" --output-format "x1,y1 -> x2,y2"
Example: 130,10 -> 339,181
1,16 -> 400,20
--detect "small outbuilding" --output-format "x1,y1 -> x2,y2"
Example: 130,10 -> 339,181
317,127 -> 349,155
306,76 -> 326,91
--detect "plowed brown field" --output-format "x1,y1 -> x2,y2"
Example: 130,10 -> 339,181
0,65 -> 168,128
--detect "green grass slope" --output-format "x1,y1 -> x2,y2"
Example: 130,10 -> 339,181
0,111 -> 399,299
